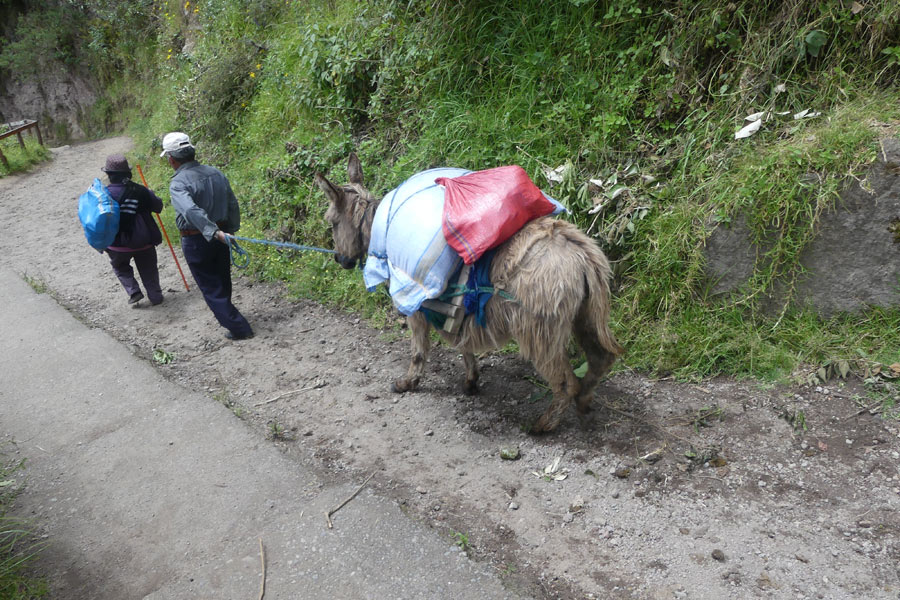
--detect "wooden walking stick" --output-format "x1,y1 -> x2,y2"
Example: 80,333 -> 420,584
136,164 -> 190,291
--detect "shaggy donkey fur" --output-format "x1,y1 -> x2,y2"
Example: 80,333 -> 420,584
315,154 -> 623,432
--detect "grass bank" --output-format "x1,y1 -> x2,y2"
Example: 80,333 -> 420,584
0,450 -> 46,599
0,135 -> 50,178
4,0 -> 900,386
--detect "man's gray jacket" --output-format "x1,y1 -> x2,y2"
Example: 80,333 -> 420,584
170,160 -> 240,242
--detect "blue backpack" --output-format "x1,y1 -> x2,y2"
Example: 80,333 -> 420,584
78,178 -> 120,250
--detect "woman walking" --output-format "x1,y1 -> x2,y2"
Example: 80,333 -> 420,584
101,153 -> 165,306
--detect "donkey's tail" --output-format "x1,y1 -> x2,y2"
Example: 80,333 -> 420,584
574,230 -> 624,357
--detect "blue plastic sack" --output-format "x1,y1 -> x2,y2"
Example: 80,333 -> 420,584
78,178 -> 119,250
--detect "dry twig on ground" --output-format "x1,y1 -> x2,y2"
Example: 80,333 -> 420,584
258,537 -> 266,600
325,472 -> 376,529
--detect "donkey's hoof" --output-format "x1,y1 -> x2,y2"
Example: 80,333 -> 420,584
531,414 -> 559,434
575,401 -> 593,415
391,378 -> 418,393
463,380 -> 479,396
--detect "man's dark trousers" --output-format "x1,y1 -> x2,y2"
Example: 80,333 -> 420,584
181,234 -> 252,337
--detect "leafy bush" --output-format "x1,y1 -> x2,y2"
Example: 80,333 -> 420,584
178,40 -> 265,142
0,5 -> 85,77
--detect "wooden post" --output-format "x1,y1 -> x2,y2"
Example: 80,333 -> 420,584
0,119 -> 44,168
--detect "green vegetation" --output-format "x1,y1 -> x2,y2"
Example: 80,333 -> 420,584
152,348 -> 175,365
213,388 -> 245,419
267,419 -> 288,440
451,530 -> 471,555
0,451 -> 47,599
20,274 -> 48,295
0,135 -> 49,177
2,0 -> 899,384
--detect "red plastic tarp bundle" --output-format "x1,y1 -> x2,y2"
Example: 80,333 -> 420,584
436,165 -> 555,265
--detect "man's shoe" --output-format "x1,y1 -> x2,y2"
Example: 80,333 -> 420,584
128,291 -> 144,305
225,330 -> 254,340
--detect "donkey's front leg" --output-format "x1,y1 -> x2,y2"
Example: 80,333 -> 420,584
462,352 -> 479,395
391,311 -> 432,393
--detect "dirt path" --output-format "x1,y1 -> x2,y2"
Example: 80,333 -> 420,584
2,137 -> 899,599
0,266 -> 522,600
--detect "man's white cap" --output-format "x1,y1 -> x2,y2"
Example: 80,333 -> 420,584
160,132 -> 194,157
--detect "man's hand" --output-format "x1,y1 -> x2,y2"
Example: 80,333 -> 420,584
214,230 -> 228,244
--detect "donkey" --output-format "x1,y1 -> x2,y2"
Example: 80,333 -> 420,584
315,154 -> 623,432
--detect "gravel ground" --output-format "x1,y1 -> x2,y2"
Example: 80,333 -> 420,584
1,136 -> 898,599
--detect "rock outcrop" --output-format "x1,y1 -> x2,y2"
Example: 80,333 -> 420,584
705,137 -> 900,317
0,67 -> 97,141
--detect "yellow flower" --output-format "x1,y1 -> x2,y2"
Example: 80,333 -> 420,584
250,72 -> 256,78
184,1 -> 190,9
256,63 -> 261,69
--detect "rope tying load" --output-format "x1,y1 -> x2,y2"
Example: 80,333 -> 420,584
224,234 -> 335,269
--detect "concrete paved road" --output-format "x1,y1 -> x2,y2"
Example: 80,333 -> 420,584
0,267 -> 528,599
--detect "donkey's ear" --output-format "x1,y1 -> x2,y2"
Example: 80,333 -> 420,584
347,153 -> 364,185
314,172 -> 345,209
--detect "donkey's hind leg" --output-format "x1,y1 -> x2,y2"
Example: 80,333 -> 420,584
573,332 -> 616,414
391,311 -> 432,393
572,306 -> 619,414
530,352 -> 581,433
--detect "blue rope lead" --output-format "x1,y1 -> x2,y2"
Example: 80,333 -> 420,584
226,237 -> 251,269
224,234 -> 335,269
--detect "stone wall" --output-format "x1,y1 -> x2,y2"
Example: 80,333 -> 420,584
705,137 -> 900,317
0,67 -> 97,142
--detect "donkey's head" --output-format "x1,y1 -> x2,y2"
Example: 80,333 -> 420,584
314,153 -> 377,270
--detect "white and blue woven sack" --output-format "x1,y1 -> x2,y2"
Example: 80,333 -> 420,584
364,168 -> 471,315
364,167 -> 567,316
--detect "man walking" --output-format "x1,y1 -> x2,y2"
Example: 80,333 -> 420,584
161,132 -> 254,340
